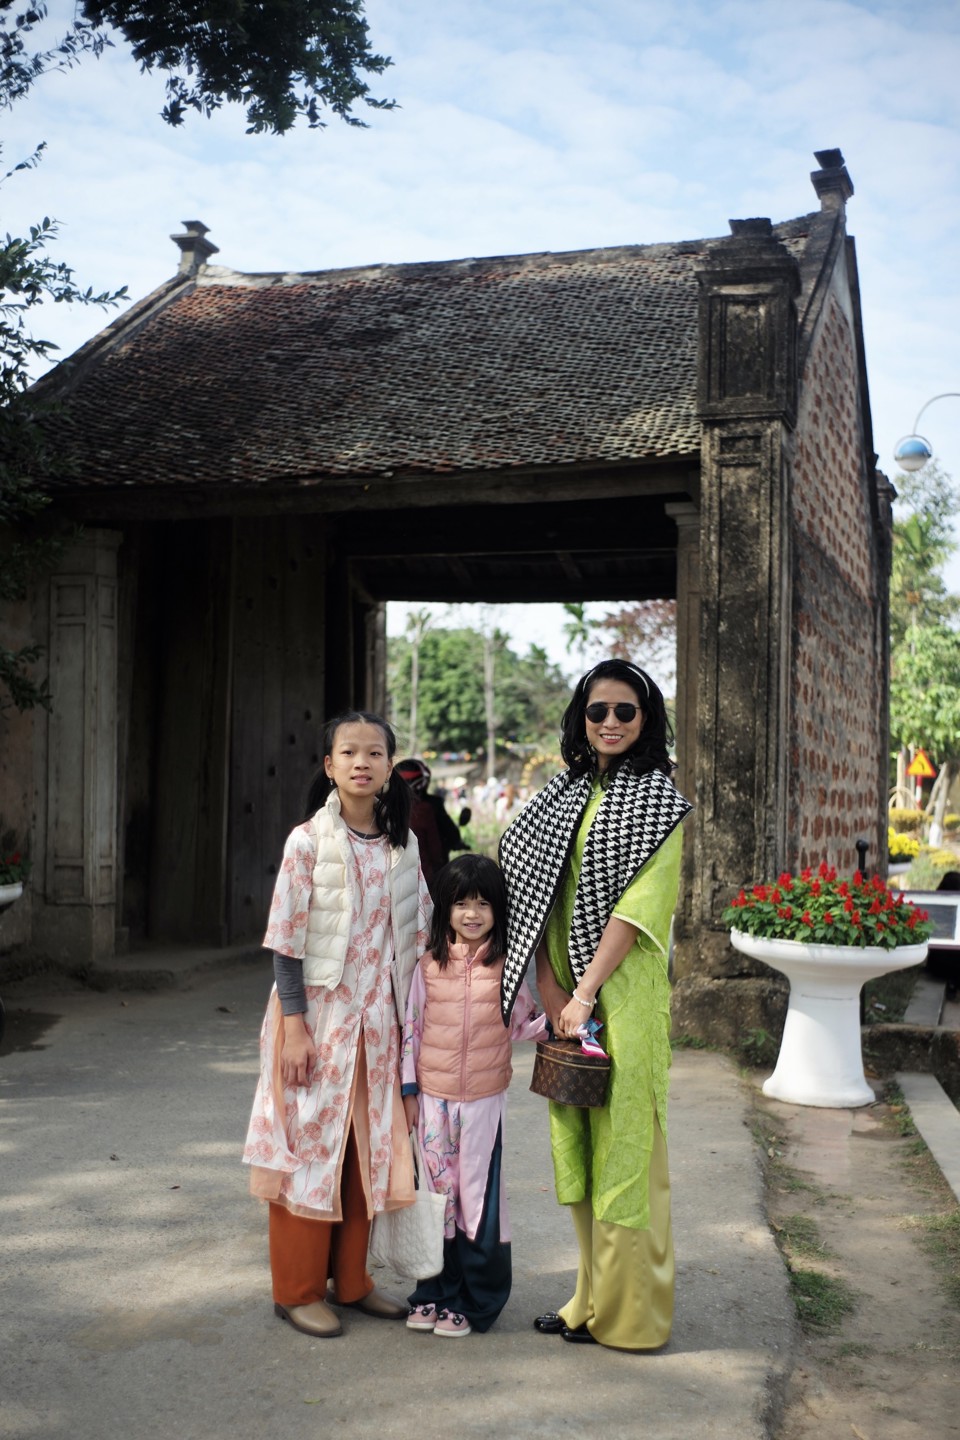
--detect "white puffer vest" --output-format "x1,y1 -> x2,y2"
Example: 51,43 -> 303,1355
302,791 -> 423,1021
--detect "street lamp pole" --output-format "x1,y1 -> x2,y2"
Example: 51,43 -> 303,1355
893,392 -> 960,472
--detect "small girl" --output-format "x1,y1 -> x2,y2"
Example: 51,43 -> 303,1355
243,710 -> 433,1339
401,854 -> 545,1337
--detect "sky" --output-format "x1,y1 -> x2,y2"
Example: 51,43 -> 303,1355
5,0 -> 960,676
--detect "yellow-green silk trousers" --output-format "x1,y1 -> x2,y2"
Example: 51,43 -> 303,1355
558,1111 -> 673,1350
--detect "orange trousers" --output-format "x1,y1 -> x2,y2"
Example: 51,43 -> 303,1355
268,1127 -> 374,1308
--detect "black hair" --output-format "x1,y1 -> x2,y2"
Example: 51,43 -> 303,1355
428,854 -> 508,969
302,710 -> 411,849
559,658 -> 674,781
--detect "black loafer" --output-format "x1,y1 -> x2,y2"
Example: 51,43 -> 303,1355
533,1312 -> 564,1334
561,1322 -> 597,1344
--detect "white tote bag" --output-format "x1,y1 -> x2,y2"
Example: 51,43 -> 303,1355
369,1137 -> 446,1281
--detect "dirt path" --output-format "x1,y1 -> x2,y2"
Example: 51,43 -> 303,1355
755,1086 -> 960,1440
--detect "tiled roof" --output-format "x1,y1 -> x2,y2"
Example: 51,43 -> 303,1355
40,221 -> 813,489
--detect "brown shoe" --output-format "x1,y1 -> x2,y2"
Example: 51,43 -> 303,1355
329,1287 -> 407,1320
274,1301 -> 343,1337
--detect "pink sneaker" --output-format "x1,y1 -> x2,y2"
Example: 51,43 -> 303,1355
434,1309 -> 472,1338
406,1304 -> 439,1331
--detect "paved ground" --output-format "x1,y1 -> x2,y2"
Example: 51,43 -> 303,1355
0,962 -> 794,1440
4,953 -> 960,1440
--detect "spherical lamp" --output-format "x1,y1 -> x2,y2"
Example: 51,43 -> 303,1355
893,434 -> 933,473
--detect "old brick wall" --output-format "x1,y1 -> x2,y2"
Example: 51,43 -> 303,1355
789,284 -> 886,872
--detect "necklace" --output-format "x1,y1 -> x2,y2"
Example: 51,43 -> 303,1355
346,823 -> 382,840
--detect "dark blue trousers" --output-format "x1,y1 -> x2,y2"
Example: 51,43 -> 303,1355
408,1124 -> 512,1332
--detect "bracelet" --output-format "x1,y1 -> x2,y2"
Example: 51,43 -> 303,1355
572,989 -> 595,1009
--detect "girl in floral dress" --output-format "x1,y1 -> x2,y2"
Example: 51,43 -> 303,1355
401,854 -> 545,1337
243,710 -> 433,1339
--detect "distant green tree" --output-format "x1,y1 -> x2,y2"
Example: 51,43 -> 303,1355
890,624 -> 960,760
387,628 -> 569,756
889,460 -> 960,650
888,460 -> 960,831
561,602 -> 593,670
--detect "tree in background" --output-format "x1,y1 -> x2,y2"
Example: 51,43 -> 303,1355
889,460 -> 960,652
1,0 -> 394,132
387,627 -> 569,759
596,599 -> 677,694
561,602 -> 593,670
889,460 -> 960,837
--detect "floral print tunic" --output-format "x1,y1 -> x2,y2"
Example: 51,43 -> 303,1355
243,822 -> 432,1220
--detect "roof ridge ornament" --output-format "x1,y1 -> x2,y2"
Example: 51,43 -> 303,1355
171,220 -> 220,276
810,148 -> 854,211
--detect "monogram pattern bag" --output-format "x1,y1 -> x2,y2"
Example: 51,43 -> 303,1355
530,1035 -> 611,1108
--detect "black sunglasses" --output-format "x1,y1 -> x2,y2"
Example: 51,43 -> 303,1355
584,701 -> 642,724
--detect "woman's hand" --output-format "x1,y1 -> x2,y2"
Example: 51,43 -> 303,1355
535,945 -> 571,1032
403,1094 -> 420,1132
557,993 -> 594,1038
280,1014 -> 318,1087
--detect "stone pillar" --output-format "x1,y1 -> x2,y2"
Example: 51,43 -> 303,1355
677,220 -> 799,981
666,502 -> 700,976
35,531 -> 121,963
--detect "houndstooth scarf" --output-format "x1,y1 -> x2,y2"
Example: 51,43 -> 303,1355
498,765 -> 692,1021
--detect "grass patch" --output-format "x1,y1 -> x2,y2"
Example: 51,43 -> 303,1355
915,1211 -> 960,1309
737,1026 -> 779,1068
671,1033 -> 714,1051
883,1081 -> 918,1136
788,1267 -> 857,1334
775,1213 -> 830,1259
884,1095 -> 960,1313
831,1340 -> 874,1360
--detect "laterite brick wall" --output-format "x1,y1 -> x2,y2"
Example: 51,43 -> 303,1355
789,288 -> 886,873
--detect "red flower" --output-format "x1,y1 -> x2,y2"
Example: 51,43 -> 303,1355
778,873 -> 794,889
876,921 -> 886,933
823,912 -> 834,924
869,898 -> 882,915
838,882 -> 850,898
778,905 -> 793,920
810,880 -> 822,897
801,911 -> 813,926
844,898 -> 854,912
853,869 -> 863,885
801,867 -> 812,881
819,861 -> 829,878
752,884 -> 769,901
771,887 -> 782,903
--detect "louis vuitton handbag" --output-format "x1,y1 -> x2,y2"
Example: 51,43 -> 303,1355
530,1032 -> 611,1108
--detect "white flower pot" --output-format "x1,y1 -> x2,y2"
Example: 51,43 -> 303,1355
0,881 -> 23,911
730,930 -> 928,1108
